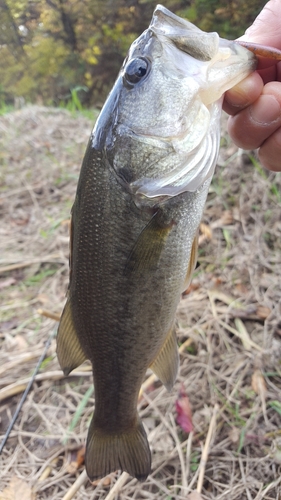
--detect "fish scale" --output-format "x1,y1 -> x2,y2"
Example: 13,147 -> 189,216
57,4 -> 257,482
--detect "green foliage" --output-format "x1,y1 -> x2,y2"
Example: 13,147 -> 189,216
60,86 -> 88,112
0,0 -> 265,106
269,401 -> 281,416
178,0 -> 264,39
63,385 -> 94,445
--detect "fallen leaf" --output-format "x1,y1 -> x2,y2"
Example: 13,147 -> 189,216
61,218 -> 71,228
14,334 -> 29,350
10,215 -> 30,226
229,426 -> 240,444
216,210 -> 234,226
199,222 -> 212,245
0,477 -> 34,500
0,318 -> 19,333
229,304 -> 271,322
66,445 -> 86,474
235,283 -> 249,295
245,433 -> 265,446
182,282 -> 200,296
175,384 -> 193,433
36,293 -> 50,305
252,370 -> 267,398
91,475 -> 112,487
256,305 -> 271,320
212,277 -> 222,286
0,278 -> 16,289
187,492 -> 204,500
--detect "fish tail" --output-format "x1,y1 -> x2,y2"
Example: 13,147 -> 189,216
85,416 -> 151,481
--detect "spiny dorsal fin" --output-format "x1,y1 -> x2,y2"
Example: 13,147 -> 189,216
57,298 -> 87,375
149,324 -> 179,391
86,415 -> 151,481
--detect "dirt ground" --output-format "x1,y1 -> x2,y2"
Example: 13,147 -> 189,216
0,105 -> 281,500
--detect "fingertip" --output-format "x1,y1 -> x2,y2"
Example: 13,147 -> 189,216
249,94 -> 281,125
263,81 -> 281,106
258,127 -> 281,172
227,93 -> 281,151
223,72 -> 263,115
226,115 -> 245,149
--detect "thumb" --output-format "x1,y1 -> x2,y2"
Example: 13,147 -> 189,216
239,0 -> 281,48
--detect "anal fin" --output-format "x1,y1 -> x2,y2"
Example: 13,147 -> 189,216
57,298 -> 87,375
149,325 -> 179,391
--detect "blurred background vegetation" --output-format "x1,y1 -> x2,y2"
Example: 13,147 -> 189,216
0,0 -> 265,108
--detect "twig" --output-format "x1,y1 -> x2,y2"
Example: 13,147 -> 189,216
196,404 -> 219,494
169,414 -> 188,494
0,298 -> 39,311
218,319 -> 263,352
62,469 -> 88,500
38,458 -> 59,482
0,253 -> 63,273
239,456 -> 253,500
186,430 -> 194,481
37,308 -> 61,321
257,476 -> 281,498
0,367 -> 92,403
0,349 -> 44,377
0,327 -> 57,453
103,472 -> 130,500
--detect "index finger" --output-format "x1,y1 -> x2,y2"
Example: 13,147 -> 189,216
223,72 -> 263,116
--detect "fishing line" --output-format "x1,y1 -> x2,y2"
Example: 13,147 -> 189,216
0,326 -> 57,454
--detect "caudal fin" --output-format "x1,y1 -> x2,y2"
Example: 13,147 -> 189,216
85,416 -> 151,482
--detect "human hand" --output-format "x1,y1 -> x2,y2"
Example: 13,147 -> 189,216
223,0 -> 281,172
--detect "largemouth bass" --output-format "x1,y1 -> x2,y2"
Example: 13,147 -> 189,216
57,4 -> 256,481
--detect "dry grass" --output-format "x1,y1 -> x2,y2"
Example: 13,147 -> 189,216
0,106 -> 281,500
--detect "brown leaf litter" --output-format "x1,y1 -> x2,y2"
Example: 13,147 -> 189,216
0,106 -> 281,499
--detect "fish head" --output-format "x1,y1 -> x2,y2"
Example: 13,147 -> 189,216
93,5 -> 257,206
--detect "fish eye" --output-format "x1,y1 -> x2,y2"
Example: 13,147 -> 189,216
124,57 -> 150,85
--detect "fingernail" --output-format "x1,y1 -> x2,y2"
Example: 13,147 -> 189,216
250,95 -> 281,125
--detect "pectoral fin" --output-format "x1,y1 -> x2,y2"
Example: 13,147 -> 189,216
183,233 -> 198,292
125,211 -> 173,275
149,325 -> 179,391
57,298 -> 87,375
